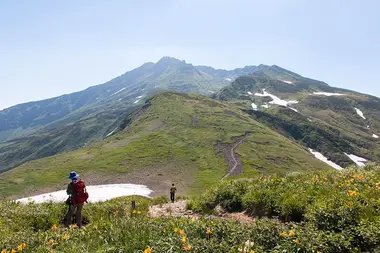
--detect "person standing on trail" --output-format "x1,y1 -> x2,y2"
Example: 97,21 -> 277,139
65,171 -> 89,228
170,183 -> 177,203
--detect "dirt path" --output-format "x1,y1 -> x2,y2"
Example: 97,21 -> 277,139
221,134 -> 249,180
148,200 -> 254,224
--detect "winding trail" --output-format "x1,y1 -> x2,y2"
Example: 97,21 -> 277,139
221,134 -> 249,180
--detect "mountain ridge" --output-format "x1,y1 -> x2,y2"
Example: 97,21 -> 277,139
1,56 -> 379,176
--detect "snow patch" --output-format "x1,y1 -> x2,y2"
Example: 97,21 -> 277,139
345,153 -> 367,167
17,184 -> 153,204
247,92 -> 253,95
136,95 -> 144,99
106,127 -> 118,137
254,89 -> 298,107
262,104 -> 270,109
208,90 -> 215,94
307,118 -> 312,122
251,103 -> 258,111
313,92 -> 345,96
280,80 -> 293,84
373,134 -> 379,139
111,87 -> 126,96
354,108 -> 366,119
289,107 -> 298,112
225,78 -> 232,82
309,148 -> 344,170
134,99 -> 140,104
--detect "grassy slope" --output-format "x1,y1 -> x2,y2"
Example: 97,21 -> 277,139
1,166 -> 379,252
0,92 -> 329,199
217,75 -> 380,166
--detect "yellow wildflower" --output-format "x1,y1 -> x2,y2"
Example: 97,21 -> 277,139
280,232 -> 288,238
132,210 -> 137,214
206,228 -> 212,235
376,182 -> 380,189
144,247 -> 152,253
347,190 -> 359,197
47,240 -> 56,247
289,230 -> 296,237
354,174 -> 365,181
249,251 -> 255,253
70,224 -> 78,229
174,228 -> 179,233
17,243 -> 26,251
347,201 -> 353,207
183,244 -> 192,251
295,239 -> 300,245
181,236 -> 187,244
137,211 -> 142,215
11,250 -> 16,253
1,249 -> 8,253
51,224 -> 57,231
63,234 -> 70,240
179,229 -> 185,236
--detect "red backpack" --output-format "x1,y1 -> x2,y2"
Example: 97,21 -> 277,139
71,180 -> 89,204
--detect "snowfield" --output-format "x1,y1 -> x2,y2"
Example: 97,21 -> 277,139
345,153 -> 367,167
17,184 -> 153,204
254,89 -> 298,107
111,87 -> 126,96
251,103 -> 258,110
106,128 -> 118,137
309,148 -> 344,170
354,108 -> 366,119
312,92 -> 345,96
280,80 -> 293,84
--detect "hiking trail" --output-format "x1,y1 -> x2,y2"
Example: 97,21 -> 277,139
221,134 -> 249,180
148,200 -> 253,223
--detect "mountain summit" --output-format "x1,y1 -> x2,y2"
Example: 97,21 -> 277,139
0,57 -> 379,175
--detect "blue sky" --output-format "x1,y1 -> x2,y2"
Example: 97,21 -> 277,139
0,0 -> 379,109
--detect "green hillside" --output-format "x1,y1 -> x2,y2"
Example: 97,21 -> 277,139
216,74 -> 380,167
0,57 -> 258,173
0,92 -> 329,199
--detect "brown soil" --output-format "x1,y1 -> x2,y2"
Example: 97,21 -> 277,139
83,162 -> 196,197
216,133 -> 250,180
148,200 -> 254,224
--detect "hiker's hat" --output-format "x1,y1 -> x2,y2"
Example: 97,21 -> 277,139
68,171 -> 79,180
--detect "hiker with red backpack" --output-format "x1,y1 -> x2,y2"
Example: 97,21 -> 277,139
65,171 -> 89,228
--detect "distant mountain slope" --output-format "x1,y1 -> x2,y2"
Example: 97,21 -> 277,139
1,57 -> 379,177
216,72 -> 380,168
0,57 -> 263,173
0,92 -> 329,199
0,57 -> 256,142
